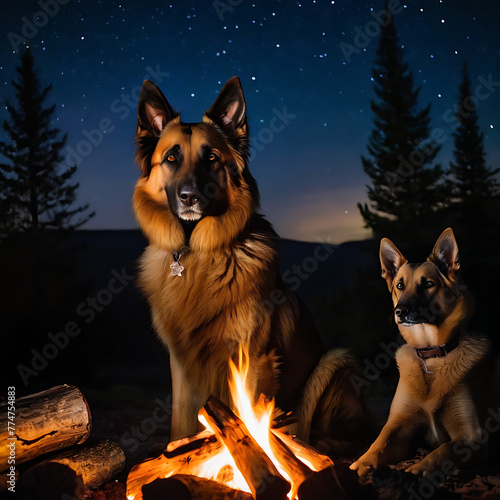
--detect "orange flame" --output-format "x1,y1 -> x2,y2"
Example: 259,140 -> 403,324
127,347 -> 326,499
227,349 -> 293,483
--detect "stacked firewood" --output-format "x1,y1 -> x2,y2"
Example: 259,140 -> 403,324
0,385 -> 125,499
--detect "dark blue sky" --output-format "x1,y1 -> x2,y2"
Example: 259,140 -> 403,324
1,0 -> 499,243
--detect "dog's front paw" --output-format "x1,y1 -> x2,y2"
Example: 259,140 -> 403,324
350,453 -> 380,477
405,458 -> 437,476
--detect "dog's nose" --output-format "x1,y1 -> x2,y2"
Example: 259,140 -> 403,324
178,187 -> 201,207
395,305 -> 410,319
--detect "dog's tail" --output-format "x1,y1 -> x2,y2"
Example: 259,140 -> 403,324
296,349 -> 376,458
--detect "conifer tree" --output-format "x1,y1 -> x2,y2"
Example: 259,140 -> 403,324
0,46 -> 94,233
358,14 -> 448,245
449,62 -> 499,203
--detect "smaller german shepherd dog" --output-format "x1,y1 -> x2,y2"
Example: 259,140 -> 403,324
351,228 -> 497,476
132,76 -> 370,452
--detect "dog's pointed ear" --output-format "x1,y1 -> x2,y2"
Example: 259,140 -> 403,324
137,80 -> 177,136
206,76 -> 247,138
428,228 -> 460,280
380,238 -> 408,290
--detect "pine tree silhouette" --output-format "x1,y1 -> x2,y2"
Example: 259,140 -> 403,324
442,63 -> 500,346
358,13 -> 448,248
449,62 -> 499,204
0,46 -> 94,233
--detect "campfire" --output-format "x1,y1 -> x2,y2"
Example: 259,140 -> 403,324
126,350 -> 350,500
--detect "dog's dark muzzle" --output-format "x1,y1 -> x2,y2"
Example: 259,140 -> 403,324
394,302 -> 426,325
175,183 -> 207,222
167,174 -> 216,222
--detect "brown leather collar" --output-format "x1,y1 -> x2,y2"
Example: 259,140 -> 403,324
414,335 -> 460,360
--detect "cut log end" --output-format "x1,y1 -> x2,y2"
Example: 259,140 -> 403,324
19,439 -> 125,497
0,384 -> 91,470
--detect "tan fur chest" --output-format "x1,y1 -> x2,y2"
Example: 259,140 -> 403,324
137,244 -> 276,358
396,338 -> 490,412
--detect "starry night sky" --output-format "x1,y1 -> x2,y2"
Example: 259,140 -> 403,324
1,0 -> 499,243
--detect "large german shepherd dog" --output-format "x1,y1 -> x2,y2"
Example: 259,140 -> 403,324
132,76 -> 370,451
351,228 -> 498,476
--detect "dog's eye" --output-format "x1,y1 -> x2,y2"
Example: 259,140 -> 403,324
209,152 -> 218,162
165,154 -> 176,163
396,282 -> 404,290
425,280 -> 435,289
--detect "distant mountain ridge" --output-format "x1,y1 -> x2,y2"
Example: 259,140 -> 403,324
67,230 -> 376,301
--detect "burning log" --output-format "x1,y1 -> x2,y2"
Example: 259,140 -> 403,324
271,431 -> 333,471
269,429 -> 356,500
166,429 -> 215,453
18,440 -> 125,499
141,474 -> 253,500
0,384 -> 91,470
127,349 -> 365,500
200,396 -> 291,500
268,432 -> 314,492
270,432 -> 355,500
127,434 -> 223,499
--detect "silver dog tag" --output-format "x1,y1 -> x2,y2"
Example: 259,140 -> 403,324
170,260 -> 184,277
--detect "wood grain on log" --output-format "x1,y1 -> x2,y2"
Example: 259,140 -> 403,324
0,384 -> 91,470
19,440 -> 125,499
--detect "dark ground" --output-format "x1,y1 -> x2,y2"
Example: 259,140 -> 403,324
2,230 -> 499,498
